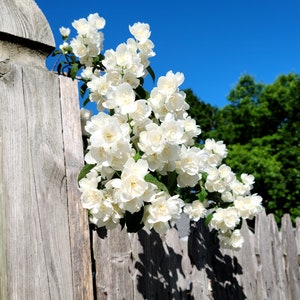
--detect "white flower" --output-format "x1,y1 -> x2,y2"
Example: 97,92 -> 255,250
221,191 -> 234,203
157,71 -> 184,95
89,116 -> 129,148
230,229 -> 245,249
205,164 -> 235,193
81,67 -> 95,80
176,146 -> 202,176
130,100 -> 152,122
230,179 -> 250,196
142,152 -> 165,172
218,229 -> 244,250
59,26 -> 71,37
159,143 -> 180,173
104,82 -> 137,114
177,172 -> 200,188
210,207 -> 240,233
138,122 -> 165,154
241,173 -> 255,186
80,108 -> 92,136
79,169 -> 100,191
59,42 -> 69,54
89,187 -> 123,229
184,200 -> 207,222
72,18 -> 90,35
110,175 -> 147,205
87,13 -> 106,30
87,75 -> 110,106
161,114 -> 185,144
122,72 -> 141,89
122,158 -> 149,179
144,192 -> 184,234
204,139 -> 227,166
129,22 -> 151,43
115,43 -> 134,68
165,92 -> 189,114
138,39 -> 155,58
80,189 -> 103,210
106,158 -> 150,213
234,194 -> 262,219
70,36 -> 89,58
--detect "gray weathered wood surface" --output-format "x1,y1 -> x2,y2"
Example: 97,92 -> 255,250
92,211 -> 300,300
0,0 -> 93,299
0,0 -> 55,46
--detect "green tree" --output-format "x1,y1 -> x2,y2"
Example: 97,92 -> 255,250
207,74 -> 300,224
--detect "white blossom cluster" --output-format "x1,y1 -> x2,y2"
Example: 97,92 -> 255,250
59,14 -> 263,250
59,13 -> 105,66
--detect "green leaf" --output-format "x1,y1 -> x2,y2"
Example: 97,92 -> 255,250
166,171 -> 177,192
133,152 -> 141,162
78,164 -> 96,182
145,173 -> 169,193
124,208 -> 144,233
51,50 -> 63,57
205,213 -> 213,227
196,189 -> 208,203
147,65 -> 155,82
70,63 -> 79,80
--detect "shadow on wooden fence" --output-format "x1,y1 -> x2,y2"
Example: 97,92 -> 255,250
91,210 -> 300,299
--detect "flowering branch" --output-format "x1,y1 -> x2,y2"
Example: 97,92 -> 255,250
53,13 -> 263,250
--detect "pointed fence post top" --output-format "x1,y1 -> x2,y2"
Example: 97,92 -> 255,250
0,0 -> 55,67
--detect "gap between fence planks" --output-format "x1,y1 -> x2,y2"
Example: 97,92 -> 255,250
59,75 -> 94,300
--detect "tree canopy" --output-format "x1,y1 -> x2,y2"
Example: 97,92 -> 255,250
185,73 -> 300,224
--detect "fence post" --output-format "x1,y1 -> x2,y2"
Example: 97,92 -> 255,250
0,1 -> 93,299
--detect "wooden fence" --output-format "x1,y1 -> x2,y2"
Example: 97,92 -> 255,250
0,1 -> 299,299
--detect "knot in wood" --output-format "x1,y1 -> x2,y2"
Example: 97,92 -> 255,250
0,58 -> 14,80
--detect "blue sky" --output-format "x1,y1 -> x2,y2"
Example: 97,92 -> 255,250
36,0 -> 300,108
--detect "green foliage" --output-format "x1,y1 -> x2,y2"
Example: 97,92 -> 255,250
77,164 -> 96,182
202,74 -> 300,225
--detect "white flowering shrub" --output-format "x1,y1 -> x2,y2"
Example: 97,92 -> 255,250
54,13 -> 263,250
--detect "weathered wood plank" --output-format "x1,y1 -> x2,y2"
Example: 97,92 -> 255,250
59,75 -> 94,300
188,220 -> 216,299
133,228 -> 189,299
255,209 -> 273,299
295,217 -> 300,258
0,61 -> 74,299
227,219 -> 257,299
282,214 -> 300,300
0,0 -> 54,47
268,214 -> 287,300
92,226 -> 135,300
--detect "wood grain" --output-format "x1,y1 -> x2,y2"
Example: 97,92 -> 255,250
0,62 -> 74,299
0,0 -> 54,47
60,75 -> 94,300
